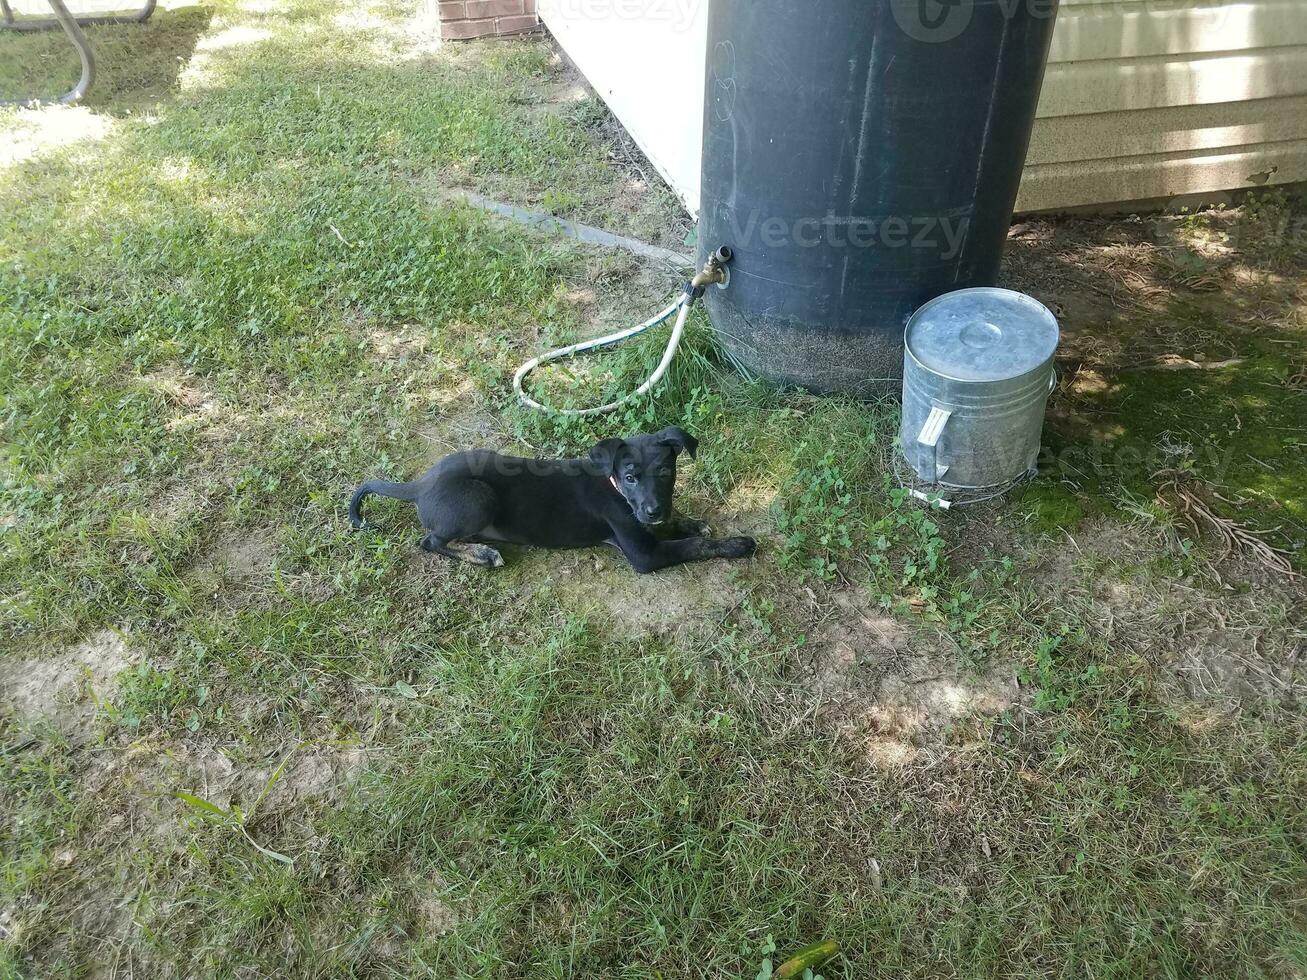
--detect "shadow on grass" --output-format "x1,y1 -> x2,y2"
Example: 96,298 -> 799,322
999,204 -> 1307,556
0,4 -> 212,109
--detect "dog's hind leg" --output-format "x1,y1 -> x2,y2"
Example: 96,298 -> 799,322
417,478 -> 504,568
420,535 -> 505,568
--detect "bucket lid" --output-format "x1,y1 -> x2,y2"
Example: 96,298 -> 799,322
905,287 -> 1059,383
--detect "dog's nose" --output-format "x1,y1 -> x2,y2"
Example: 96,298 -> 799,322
642,504 -> 661,520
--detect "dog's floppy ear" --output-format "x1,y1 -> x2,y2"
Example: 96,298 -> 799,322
589,438 -> 627,474
655,426 -> 697,460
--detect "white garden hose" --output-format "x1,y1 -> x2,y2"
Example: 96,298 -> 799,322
514,247 -> 732,416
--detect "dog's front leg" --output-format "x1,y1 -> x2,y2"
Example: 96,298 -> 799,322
608,522 -> 755,574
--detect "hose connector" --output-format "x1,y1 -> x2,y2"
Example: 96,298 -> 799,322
690,245 -> 733,291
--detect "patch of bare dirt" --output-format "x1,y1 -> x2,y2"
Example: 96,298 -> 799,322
364,319 -> 434,361
145,364 -> 212,410
75,741 -> 368,843
548,548 -> 743,638
223,743 -> 366,808
282,570 -> 338,604
146,479 -> 215,530
1026,517 -> 1306,707
409,874 -> 459,937
715,481 -> 781,544
262,745 -> 369,806
200,527 -> 280,582
140,363 -> 226,439
416,388 -> 503,457
803,591 -> 1019,768
0,739 -> 371,972
0,906 -> 16,942
0,631 -> 137,728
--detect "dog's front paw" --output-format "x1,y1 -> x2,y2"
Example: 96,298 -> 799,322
718,536 -> 756,559
682,517 -> 712,537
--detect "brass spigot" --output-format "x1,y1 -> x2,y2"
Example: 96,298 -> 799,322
691,245 -> 734,289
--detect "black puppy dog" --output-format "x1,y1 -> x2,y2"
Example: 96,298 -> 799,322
349,426 -> 755,574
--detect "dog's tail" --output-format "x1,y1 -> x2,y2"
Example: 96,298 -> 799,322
349,480 -> 418,529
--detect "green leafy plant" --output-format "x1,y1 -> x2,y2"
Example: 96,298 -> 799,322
172,752 -> 297,865
861,477 -> 948,600
772,446 -> 857,581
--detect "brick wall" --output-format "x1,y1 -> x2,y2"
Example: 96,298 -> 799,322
438,0 -> 539,40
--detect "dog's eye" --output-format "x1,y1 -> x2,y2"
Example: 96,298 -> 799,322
624,473 -> 637,484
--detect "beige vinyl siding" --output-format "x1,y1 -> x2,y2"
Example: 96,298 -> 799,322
1017,0 -> 1307,211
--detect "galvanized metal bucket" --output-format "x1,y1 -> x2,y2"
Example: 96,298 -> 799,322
900,288 -> 1059,489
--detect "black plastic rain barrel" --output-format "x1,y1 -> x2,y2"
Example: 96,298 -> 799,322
698,0 -> 1059,396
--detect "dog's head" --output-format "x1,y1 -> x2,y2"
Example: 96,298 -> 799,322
589,426 -> 698,526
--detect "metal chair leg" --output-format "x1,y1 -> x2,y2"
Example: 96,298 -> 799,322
0,0 -> 154,30
0,0 -> 96,105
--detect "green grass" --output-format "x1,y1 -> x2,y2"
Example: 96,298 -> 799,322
4,1 -> 1307,977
